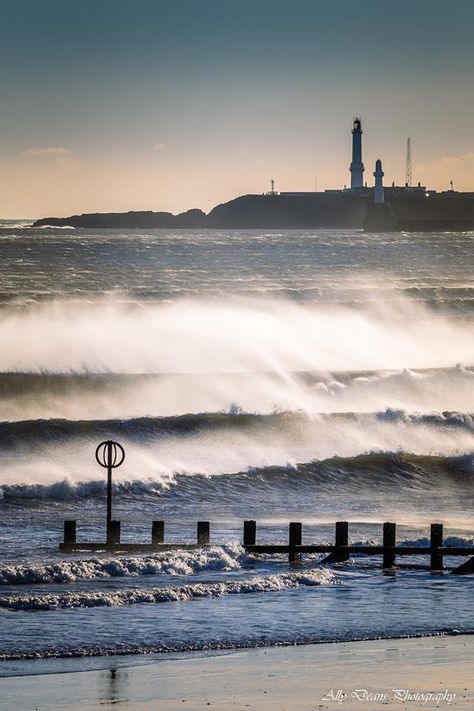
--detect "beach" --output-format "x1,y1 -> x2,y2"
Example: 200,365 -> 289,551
1,635 -> 472,711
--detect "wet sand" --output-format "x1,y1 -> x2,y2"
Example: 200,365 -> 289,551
1,635 -> 472,711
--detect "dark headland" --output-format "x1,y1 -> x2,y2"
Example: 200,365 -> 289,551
33,118 -> 474,232
33,190 -> 474,231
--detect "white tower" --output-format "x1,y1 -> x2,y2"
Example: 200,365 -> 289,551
373,158 -> 384,204
349,117 -> 365,190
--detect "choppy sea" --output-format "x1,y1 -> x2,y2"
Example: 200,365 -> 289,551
0,222 -> 472,677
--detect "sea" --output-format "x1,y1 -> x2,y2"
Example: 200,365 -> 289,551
0,221 -> 472,678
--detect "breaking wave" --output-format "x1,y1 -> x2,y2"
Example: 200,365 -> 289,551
0,567 -> 335,610
0,365 -> 473,423
0,409 -> 472,448
0,545 -> 245,585
2,539 -> 474,587
1,446 -> 472,503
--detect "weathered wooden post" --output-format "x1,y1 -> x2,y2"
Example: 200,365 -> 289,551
64,520 -> 76,546
108,520 -> 121,545
334,521 -> 349,562
243,520 -> 256,547
430,523 -> 444,571
320,521 -> 349,564
289,522 -> 302,564
95,440 -> 125,543
383,522 -> 396,568
197,521 -> 210,545
152,520 -> 165,544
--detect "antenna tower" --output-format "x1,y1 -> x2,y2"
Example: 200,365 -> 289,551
405,137 -> 412,187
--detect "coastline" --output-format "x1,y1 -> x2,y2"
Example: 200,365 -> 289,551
1,635 -> 473,711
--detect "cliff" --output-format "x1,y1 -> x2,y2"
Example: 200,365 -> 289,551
206,193 -> 368,228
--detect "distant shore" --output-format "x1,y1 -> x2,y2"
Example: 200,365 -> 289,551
2,635 -> 473,710
32,190 -> 474,232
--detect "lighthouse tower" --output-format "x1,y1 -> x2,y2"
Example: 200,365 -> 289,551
349,117 -> 364,190
373,158 -> 384,204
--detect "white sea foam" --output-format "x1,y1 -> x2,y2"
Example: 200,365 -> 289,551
2,537 -> 472,587
35,224 -> 75,229
0,567 -> 335,609
0,545 -> 245,585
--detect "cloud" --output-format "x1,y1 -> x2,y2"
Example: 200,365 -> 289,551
20,147 -> 70,158
418,152 -> 474,171
153,143 -> 165,151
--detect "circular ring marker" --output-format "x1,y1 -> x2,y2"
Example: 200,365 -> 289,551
95,440 -> 125,469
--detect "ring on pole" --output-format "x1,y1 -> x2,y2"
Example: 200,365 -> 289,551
95,440 -> 125,537
95,440 -> 125,469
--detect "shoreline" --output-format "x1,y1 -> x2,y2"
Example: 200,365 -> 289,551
1,629 -> 472,668
1,634 -> 473,710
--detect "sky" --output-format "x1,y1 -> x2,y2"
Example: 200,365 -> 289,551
0,0 -> 473,218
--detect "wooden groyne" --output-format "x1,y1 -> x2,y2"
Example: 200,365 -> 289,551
59,441 -> 474,574
60,518 -> 474,574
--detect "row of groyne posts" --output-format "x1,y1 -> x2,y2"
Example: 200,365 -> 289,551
60,441 -> 474,575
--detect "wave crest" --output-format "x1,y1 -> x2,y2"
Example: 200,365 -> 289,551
0,544 -> 245,585
0,567 -> 335,609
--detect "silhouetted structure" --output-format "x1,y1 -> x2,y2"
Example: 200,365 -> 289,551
95,440 -> 125,542
350,117 -> 365,190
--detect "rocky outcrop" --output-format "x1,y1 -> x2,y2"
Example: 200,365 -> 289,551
33,209 -> 207,229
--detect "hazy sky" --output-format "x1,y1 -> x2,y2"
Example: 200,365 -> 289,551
1,0 -> 473,218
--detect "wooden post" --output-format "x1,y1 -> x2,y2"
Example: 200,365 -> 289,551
430,523 -> 444,571
289,522 -> 302,564
107,520 -> 121,545
383,522 -> 396,568
64,520 -> 76,545
152,520 -> 164,544
243,520 -> 256,546
334,521 -> 349,562
197,521 -> 210,545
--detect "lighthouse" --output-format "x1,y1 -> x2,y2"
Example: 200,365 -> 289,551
349,117 -> 364,190
373,158 -> 384,203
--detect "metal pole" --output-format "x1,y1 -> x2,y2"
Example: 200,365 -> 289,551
107,442 -> 112,530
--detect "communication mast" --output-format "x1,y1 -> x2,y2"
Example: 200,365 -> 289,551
266,178 -> 277,196
405,137 -> 412,187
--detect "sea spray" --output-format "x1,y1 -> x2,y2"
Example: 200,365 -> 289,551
0,295 -> 472,374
